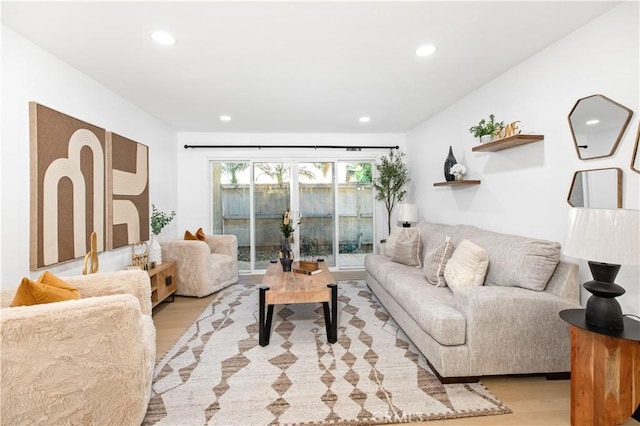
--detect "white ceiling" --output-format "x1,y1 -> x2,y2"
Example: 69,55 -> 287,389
1,1 -> 619,133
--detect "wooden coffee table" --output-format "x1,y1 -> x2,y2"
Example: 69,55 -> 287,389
259,260 -> 338,346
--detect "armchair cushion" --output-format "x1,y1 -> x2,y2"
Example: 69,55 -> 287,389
11,272 -> 81,307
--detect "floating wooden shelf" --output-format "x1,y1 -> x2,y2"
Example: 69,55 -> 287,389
472,134 -> 544,152
433,180 -> 481,187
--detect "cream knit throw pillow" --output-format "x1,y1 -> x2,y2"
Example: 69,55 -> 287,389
424,236 -> 454,287
391,228 -> 422,267
444,239 -> 489,288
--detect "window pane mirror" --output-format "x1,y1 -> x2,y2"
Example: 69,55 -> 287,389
567,167 -> 622,208
568,94 -> 633,160
631,123 -> 640,174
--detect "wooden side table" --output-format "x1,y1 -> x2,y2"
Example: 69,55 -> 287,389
560,309 -> 640,426
147,261 -> 177,308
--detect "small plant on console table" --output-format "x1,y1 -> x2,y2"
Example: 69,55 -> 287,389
469,114 -> 504,143
150,204 -> 176,235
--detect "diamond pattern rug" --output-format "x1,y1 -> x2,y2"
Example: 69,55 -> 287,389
144,280 -> 511,425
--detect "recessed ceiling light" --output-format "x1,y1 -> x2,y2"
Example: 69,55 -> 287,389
359,116 -> 371,123
586,119 -> 600,125
220,115 -> 231,122
151,31 -> 176,46
415,44 -> 437,57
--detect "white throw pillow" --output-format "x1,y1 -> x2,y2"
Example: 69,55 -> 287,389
444,239 -> 489,288
424,236 -> 454,287
384,227 -> 404,258
391,228 -> 422,267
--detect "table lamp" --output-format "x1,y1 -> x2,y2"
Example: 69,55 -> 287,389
563,208 -> 639,330
397,203 -> 418,228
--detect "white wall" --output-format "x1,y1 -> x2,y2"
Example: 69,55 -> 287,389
406,3 -> 640,315
176,132 -> 406,250
1,26 -> 178,289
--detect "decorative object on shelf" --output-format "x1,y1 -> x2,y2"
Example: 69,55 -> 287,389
563,208 -> 640,330
397,203 -> 419,228
631,123 -> 640,174
443,146 -> 457,182
82,232 -> 99,275
450,164 -> 467,181
567,167 -> 622,209
129,241 -> 149,269
568,94 -> 633,160
468,114 -> 504,144
149,204 -> 176,265
493,121 -> 521,139
373,150 -> 410,234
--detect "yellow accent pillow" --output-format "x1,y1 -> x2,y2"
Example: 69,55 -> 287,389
10,271 -> 81,307
184,228 -> 206,241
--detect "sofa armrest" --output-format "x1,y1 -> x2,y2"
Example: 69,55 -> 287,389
204,234 -> 238,259
1,294 -> 151,425
63,269 -> 152,316
453,285 -> 581,374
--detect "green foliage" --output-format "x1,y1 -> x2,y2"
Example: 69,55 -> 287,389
346,163 -> 372,183
221,162 -> 248,184
279,209 -> 299,238
373,150 -> 410,234
468,114 -> 504,138
150,204 -> 176,235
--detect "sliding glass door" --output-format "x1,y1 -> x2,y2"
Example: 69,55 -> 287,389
211,159 -> 374,273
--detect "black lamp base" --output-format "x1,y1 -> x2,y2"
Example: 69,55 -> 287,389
583,261 -> 625,331
402,222 -> 411,228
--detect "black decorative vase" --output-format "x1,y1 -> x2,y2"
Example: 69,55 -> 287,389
443,146 -> 457,182
279,238 -> 294,272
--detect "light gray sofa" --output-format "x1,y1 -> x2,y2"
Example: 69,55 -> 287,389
365,221 -> 580,383
161,234 -> 239,297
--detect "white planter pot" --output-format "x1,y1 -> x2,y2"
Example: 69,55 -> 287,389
480,135 -> 493,144
148,235 -> 162,265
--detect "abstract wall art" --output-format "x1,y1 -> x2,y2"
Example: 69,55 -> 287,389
29,102 -> 150,269
106,132 -> 149,249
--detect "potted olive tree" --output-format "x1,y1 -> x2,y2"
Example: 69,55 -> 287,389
373,150 -> 410,236
469,114 -> 504,144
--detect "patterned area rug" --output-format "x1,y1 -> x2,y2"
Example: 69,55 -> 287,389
144,280 -> 511,425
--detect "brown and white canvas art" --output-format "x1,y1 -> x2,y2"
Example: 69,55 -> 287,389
29,103 -> 150,269
106,132 -> 149,249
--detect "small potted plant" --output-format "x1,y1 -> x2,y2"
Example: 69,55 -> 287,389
469,114 -> 504,144
149,204 -> 176,265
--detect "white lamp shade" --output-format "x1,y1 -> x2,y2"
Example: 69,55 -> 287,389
564,208 -> 640,265
397,203 -> 419,223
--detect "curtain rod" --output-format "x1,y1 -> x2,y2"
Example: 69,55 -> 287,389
183,144 -> 399,151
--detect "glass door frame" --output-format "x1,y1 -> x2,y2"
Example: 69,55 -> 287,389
210,154 -> 378,274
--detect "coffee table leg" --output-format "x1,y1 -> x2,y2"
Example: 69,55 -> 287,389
259,286 -> 274,346
322,283 -> 338,344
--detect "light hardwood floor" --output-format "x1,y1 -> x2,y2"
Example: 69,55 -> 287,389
151,274 -> 639,426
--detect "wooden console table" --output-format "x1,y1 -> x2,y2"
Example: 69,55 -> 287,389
147,261 -> 176,308
560,309 -> 640,426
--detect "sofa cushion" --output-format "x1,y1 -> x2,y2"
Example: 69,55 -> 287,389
11,272 -> 81,307
365,254 -> 466,346
384,226 -> 403,258
424,236 -> 454,287
453,225 -> 561,291
444,240 -> 489,288
391,228 -> 422,267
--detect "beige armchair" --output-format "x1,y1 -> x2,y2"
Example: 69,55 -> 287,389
161,234 -> 239,297
0,270 -> 156,426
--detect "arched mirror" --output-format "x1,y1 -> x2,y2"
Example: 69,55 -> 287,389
568,94 -> 633,160
631,123 -> 640,174
567,167 -> 622,208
